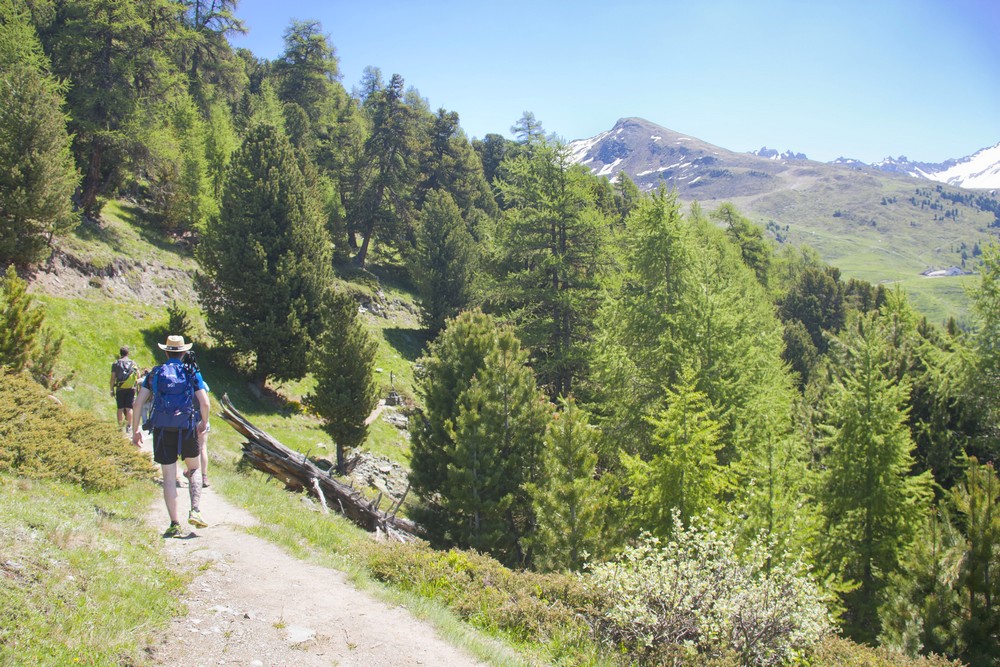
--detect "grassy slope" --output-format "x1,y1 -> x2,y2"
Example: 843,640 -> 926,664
719,168 -> 994,325
22,205 -> 537,665
20,203 -> 962,667
38,203 -> 423,461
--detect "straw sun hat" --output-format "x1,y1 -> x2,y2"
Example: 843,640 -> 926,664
157,335 -> 193,352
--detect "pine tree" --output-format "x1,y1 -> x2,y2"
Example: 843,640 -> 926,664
350,73 -> 417,267
443,327 -> 549,566
410,310 -> 502,543
712,203 -> 772,288
878,507 -> 965,658
198,123 -> 332,386
414,108 -> 496,223
0,0 -> 78,266
779,265 -> 847,354
410,309 -> 550,563
309,292 -> 379,474
951,458 -> 1000,665
410,190 -> 476,334
0,265 -> 68,388
0,266 -> 43,373
528,396 -> 608,571
818,310 -> 933,643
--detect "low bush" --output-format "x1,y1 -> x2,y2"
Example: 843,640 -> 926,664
365,540 -> 603,662
812,636 -> 963,667
0,370 -> 154,490
584,514 -> 832,666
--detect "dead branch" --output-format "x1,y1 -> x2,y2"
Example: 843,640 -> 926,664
219,393 -> 424,542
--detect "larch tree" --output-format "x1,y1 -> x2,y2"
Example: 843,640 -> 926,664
39,0 -> 182,214
527,396 -> 607,572
198,122 -> 332,387
178,0 -> 246,91
592,193 -> 796,475
817,309 -> 933,644
622,364 -> 726,536
489,133 -> 610,400
970,242 -> 1000,460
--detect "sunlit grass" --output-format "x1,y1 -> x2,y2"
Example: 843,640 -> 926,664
0,476 -> 187,666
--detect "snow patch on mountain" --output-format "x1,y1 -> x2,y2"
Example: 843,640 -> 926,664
917,143 -> 1000,190
566,130 -> 611,164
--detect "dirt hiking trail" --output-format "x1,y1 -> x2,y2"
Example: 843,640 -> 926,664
141,452 -> 489,666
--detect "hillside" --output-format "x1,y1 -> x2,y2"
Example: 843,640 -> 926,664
568,117 -> 1000,323
6,195 -> 976,667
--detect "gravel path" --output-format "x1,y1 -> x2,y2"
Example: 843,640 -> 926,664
142,468 -> 489,666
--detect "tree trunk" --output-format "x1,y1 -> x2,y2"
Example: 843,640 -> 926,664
79,142 -> 104,215
218,394 -> 423,541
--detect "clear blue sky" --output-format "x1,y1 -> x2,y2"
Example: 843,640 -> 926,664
229,0 -> 1000,164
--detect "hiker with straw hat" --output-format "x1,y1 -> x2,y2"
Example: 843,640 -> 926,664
132,335 -> 211,538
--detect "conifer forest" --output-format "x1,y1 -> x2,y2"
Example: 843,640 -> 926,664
2,1 -> 999,664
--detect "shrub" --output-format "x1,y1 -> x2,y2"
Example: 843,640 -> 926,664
584,513 -> 832,666
812,635 -> 963,667
364,540 -> 599,653
0,370 -> 154,490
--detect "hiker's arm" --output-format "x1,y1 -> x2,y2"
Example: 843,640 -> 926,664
110,372 -> 115,395
195,389 -> 210,433
131,386 -> 150,446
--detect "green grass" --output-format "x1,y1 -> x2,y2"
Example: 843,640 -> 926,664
57,200 -> 198,274
0,476 -> 188,667
732,173 -> 993,324
36,296 -> 166,414
19,195 -> 962,667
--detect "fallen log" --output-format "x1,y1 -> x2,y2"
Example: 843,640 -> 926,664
218,393 -> 424,542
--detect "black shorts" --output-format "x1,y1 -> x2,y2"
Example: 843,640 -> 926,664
152,429 -> 201,465
115,388 -> 134,410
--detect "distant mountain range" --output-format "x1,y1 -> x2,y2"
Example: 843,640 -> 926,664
565,117 -> 1000,323
566,117 -> 1000,194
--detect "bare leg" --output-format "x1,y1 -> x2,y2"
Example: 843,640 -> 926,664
198,427 -> 209,485
161,463 -> 179,523
183,457 -> 202,512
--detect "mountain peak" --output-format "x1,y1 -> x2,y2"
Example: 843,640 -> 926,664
568,119 -> 1000,191
751,147 -> 808,161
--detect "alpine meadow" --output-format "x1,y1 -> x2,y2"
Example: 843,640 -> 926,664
2,1 -> 1000,666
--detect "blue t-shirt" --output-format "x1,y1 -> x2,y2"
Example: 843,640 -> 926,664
142,358 -> 208,392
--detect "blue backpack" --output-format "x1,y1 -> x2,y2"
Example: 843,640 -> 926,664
143,362 -> 200,439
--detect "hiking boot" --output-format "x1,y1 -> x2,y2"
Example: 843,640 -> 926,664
188,509 -> 208,529
163,522 -> 183,538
